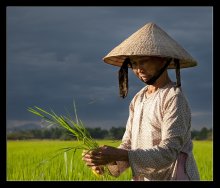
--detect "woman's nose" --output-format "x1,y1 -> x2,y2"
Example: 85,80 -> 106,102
137,66 -> 144,73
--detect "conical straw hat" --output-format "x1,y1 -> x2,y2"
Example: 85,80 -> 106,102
103,22 -> 197,69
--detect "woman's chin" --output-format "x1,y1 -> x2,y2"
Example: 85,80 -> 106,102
141,77 -> 148,82
139,78 -> 147,83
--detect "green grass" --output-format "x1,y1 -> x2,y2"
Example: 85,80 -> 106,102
7,140 -> 131,181
7,140 -> 212,181
192,140 -> 213,180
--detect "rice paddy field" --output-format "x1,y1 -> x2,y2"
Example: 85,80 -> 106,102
7,140 -> 213,181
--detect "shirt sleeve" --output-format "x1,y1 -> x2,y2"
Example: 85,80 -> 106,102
107,100 -> 134,177
128,93 -> 191,177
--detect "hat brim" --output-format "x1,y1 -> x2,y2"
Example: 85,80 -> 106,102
103,55 -> 197,69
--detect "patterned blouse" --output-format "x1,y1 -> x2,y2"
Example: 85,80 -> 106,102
107,81 -> 200,180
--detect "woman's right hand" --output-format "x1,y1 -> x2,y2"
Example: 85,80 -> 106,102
82,150 -> 104,176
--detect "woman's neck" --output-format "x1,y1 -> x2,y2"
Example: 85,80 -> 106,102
147,71 -> 171,94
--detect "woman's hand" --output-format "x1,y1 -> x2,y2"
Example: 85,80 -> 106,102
82,145 -> 128,166
91,166 -> 104,176
82,150 -> 104,176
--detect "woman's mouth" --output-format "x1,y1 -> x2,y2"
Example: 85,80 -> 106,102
139,75 -> 148,80
139,74 -> 152,82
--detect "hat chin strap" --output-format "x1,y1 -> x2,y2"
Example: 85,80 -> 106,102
144,58 -> 172,85
174,58 -> 181,87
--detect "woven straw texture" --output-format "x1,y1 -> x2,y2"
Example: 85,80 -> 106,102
103,23 -> 197,69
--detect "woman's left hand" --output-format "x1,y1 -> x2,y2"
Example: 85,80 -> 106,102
82,145 -> 128,166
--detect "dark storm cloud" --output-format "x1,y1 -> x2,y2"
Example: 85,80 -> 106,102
7,7 -> 212,130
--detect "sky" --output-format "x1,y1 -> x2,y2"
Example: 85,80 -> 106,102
6,6 -> 213,131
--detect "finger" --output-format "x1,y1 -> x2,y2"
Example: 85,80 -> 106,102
84,158 -> 104,166
91,165 -> 105,173
83,152 -> 102,161
83,151 -> 101,160
89,159 -> 107,166
83,155 -> 103,163
94,168 -> 102,174
82,155 -> 93,162
83,150 -> 100,158
82,150 -> 91,156
82,153 -> 92,158
90,149 -> 102,155
83,159 -> 97,166
82,151 -> 86,156
91,166 -> 100,171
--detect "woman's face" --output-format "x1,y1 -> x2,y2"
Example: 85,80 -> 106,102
130,56 -> 165,83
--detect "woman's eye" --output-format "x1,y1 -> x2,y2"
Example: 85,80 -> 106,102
131,62 -> 137,66
140,62 -> 145,66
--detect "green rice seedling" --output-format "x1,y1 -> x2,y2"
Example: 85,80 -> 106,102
27,103 -> 109,179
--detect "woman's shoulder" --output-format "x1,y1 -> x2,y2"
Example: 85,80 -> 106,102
161,82 -> 189,105
134,86 -> 148,98
162,81 -> 183,97
130,85 -> 148,105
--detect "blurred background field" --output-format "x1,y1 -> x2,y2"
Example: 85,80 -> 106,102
7,140 -> 212,181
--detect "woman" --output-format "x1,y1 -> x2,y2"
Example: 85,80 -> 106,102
82,22 -> 200,181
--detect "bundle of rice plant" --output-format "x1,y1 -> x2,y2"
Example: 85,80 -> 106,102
27,103 -> 106,178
